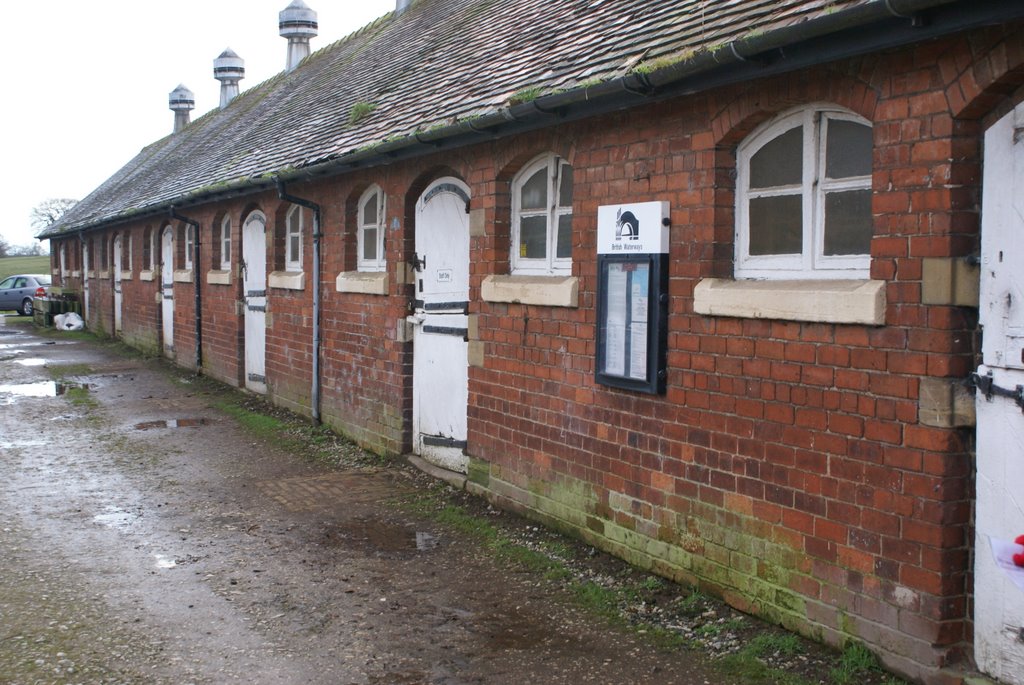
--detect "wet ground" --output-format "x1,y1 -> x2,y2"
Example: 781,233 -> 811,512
0,316 -> 735,685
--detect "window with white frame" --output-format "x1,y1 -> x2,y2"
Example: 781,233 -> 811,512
125,234 -> 133,272
183,225 -> 195,270
357,186 -> 386,272
286,205 -> 303,271
220,215 -> 232,270
512,154 -> 574,275
142,228 -> 153,270
735,105 -> 873,279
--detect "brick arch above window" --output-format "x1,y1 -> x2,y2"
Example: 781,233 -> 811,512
711,71 -> 878,148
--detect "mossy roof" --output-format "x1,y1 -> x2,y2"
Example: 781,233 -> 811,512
41,0 -> 879,237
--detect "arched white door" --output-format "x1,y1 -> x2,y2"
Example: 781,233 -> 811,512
242,213 -> 267,394
411,178 -> 471,473
161,227 -> 175,357
82,242 -> 90,322
974,102 -> 1024,685
113,235 -> 123,333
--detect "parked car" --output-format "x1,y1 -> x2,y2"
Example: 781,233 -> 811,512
0,274 -> 51,316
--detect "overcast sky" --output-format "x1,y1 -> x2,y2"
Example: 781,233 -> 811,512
0,0 -> 396,248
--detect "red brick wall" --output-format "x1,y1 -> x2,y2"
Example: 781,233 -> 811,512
48,24 -> 1024,683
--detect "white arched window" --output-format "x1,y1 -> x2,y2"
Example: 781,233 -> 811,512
736,105 -> 873,279
358,185 -> 386,272
183,224 -> 195,270
511,153 -> 574,275
286,205 -> 303,271
220,215 -> 232,270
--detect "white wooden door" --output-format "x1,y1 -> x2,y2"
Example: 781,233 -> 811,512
975,102 -> 1024,684
82,243 -> 90,322
161,227 -> 175,357
411,178 -> 471,473
113,235 -> 123,333
242,213 -> 267,394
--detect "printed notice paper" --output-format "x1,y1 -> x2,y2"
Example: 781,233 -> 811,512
989,536 -> 1024,592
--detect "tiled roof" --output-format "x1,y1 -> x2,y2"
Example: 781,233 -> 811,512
42,0 -> 904,237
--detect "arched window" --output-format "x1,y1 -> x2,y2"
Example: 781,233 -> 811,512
511,153 -> 573,275
357,185 -> 386,272
220,215 -> 232,270
142,228 -> 153,271
182,224 -> 195,270
286,205 -> 303,271
736,105 -> 873,279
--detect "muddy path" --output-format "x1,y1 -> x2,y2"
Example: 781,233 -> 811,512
0,317 -> 734,685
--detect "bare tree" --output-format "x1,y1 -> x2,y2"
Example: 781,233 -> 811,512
0,235 -> 9,258
29,198 -> 78,232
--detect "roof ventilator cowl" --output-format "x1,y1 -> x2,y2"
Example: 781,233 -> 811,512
280,0 -> 318,73
169,84 -> 195,133
213,48 -> 245,109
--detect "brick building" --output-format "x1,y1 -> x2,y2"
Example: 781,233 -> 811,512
40,1 -> 1024,682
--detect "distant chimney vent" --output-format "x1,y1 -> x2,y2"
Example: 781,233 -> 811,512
396,0 -> 412,14
279,0 -> 318,72
213,48 -> 245,109
169,84 -> 195,133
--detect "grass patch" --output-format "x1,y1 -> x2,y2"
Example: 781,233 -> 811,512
212,398 -> 287,438
0,255 -> 50,280
63,386 -> 96,408
831,643 -> 882,684
47,363 -> 93,380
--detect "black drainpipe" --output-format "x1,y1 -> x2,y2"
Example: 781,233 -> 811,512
169,207 -> 202,373
274,178 -> 322,424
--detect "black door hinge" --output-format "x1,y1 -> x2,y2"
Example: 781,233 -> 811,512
970,370 -> 1024,412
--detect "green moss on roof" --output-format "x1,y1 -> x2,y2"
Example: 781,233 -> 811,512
348,101 -> 378,126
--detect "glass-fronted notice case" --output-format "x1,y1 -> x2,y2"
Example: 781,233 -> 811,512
595,201 -> 669,394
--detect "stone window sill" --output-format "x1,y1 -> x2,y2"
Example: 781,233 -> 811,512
139,269 -> 155,282
336,270 -> 388,295
481,275 -> 578,308
120,271 -> 133,281
693,278 -> 885,325
269,271 -> 305,290
207,270 -> 231,286
173,269 -> 194,283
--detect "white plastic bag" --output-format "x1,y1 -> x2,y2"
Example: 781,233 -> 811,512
54,312 -> 84,331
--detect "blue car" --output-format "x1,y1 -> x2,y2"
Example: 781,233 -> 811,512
0,274 -> 51,316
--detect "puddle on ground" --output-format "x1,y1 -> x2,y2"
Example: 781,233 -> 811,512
93,506 -> 139,528
0,438 -> 49,449
0,381 -> 91,403
152,553 -> 177,569
0,341 -> 58,350
14,358 -> 47,367
135,418 -> 209,430
416,531 -> 439,550
321,520 -> 440,554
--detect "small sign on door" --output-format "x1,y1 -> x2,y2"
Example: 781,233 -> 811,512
436,269 -> 453,283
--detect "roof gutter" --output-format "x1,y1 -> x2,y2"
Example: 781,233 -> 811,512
281,0 -> 1022,179
41,0 -> 1024,237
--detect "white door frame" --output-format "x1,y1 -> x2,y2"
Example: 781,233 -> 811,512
974,102 -> 1024,684
411,177 -> 471,473
113,234 -> 123,333
242,212 -> 268,394
161,227 -> 175,357
82,242 -> 90,322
